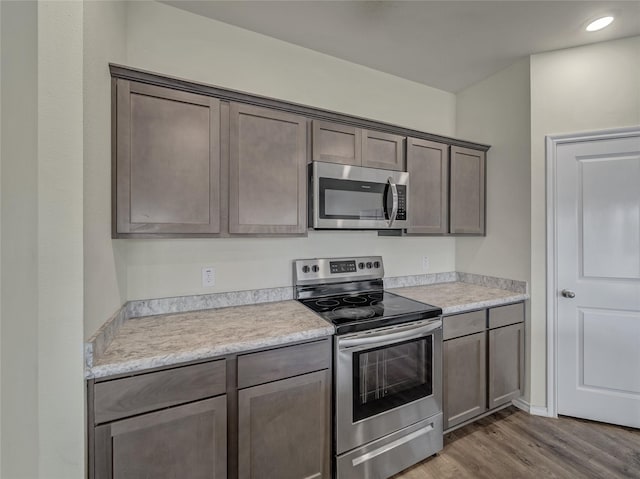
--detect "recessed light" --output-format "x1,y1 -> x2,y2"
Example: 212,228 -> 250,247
586,16 -> 614,32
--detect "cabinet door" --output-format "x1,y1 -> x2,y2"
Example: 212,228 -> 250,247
115,80 -> 221,236
312,120 -> 362,166
443,332 -> 487,430
94,396 -> 227,479
450,146 -> 486,234
229,103 -> 307,234
488,323 -> 525,409
238,370 -> 330,479
362,130 -> 405,171
406,138 -> 449,234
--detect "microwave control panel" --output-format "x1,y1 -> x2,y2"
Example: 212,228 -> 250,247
397,185 -> 407,220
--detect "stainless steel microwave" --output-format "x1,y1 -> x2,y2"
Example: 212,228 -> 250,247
310,161 -> 409,229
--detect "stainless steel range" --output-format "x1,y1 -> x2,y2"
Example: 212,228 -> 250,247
293,256 -> 444,479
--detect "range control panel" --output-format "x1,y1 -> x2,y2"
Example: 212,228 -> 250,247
293,256 -> 384,286
330,260 -> 357,274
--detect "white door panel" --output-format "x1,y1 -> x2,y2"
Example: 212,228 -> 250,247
581,157 -> 640,279
556,133 -> 640,428
581,309 -> 640,394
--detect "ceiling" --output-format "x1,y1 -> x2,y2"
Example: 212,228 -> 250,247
163,1 -> 640,92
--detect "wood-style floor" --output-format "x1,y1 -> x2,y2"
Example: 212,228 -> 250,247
392,407 -> 640,479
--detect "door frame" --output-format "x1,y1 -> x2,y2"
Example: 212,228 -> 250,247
545,125 -> 640,419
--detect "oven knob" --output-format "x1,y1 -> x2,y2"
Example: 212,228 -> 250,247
358,262 -> 365,270
366,262 -> 373,269
302,265 -> 310,273
373,261 -> 380,269
312,265 -> 320,273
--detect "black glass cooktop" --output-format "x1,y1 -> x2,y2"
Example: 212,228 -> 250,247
300,290 -> 442,334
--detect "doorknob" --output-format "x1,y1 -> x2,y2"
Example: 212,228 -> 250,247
561,289 -> 576,298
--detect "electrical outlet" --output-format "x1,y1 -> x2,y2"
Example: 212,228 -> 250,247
422,256 -> 429,272
202,267 -> 215,288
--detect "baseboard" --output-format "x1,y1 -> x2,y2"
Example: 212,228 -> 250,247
511,397 -> 530,412
511,398 -> 552,417
530,405 -> 551,417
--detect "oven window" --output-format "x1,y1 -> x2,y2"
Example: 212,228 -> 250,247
352,336 -> 433,422
319,178 -> 387,220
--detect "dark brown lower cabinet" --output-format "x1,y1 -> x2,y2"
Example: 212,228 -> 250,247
443,302 -> 525,431
443,332 -> 487,430
489,322 -> 525,409
89,339 -> 332,479
94,395 -> 227,479
238,370 -> 331,479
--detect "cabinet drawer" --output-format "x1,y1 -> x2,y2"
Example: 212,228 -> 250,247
489,302 -> 524,329
238,339 -> 331,389
94,359 -> 226,424
443,309 -> 486,340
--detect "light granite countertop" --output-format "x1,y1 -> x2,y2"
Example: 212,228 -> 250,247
391,282 -> 528,314
88,300 -> 334,379
87,276 -> 528,380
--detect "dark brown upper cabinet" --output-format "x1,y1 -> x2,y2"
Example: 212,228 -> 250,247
312,120 -> 405,171
113,80 -> 221,237
406,138 -> 449,234
362,130 -> 405,171
312,120 -> 362,166
405,140 -> 485,236
110,65 -> 490,239
450,146 -> 486,235
229,103 -> 307,234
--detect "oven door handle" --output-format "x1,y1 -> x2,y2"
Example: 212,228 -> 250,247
338,319 -> 442,350
386,177 -> 399,227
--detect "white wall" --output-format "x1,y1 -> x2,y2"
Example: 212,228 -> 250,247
117,1 -> 459,304
530,36 -> 640,407
126,2 -> 455,136
1,2 -> 86,477
455,59 -> 531,282
0,2 -> 39,476
83,0 -> 128,339
37,2 -> 85,476
126,234 -> 455,299
455,58 -> 532,399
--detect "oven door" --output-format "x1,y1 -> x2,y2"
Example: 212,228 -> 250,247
335,319 -> 442,454
312,161 -> 408,229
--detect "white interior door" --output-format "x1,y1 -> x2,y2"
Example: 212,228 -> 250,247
555,131 -> 640,428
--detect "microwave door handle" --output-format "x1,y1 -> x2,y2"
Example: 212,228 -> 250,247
387,177 -> 399,227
